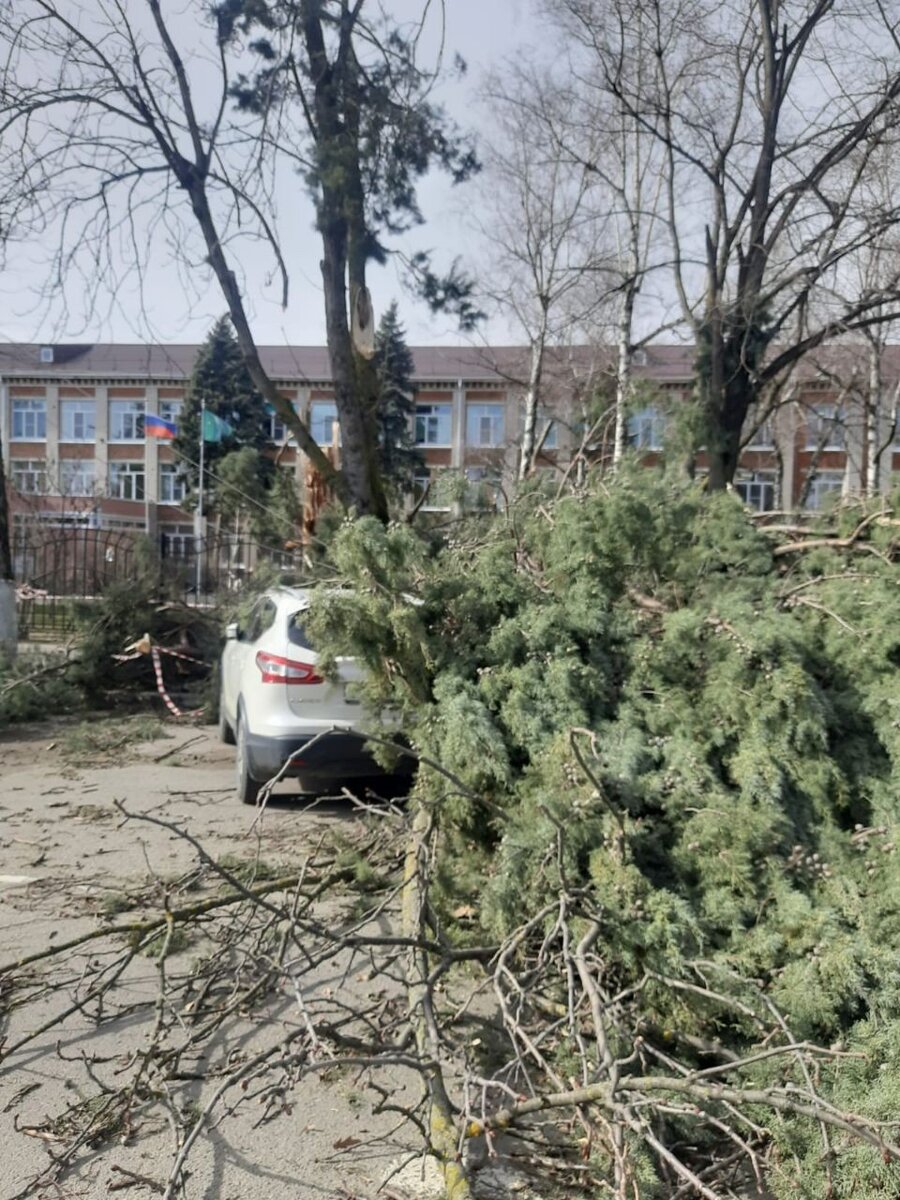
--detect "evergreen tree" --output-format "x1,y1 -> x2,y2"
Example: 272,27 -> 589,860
303,469 -> 900,1198
174,317 -> 274,508
373,302 -> 423,497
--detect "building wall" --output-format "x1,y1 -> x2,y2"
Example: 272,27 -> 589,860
3,351 -> 899,537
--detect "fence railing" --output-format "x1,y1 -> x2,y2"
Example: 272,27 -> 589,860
13,529 -> 305,639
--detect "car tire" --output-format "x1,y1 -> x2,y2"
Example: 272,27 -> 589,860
235,713 -> 262,806
218,685 -> 235,745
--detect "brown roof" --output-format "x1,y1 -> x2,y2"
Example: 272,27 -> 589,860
4,339 -> 893,387
0,340 -> 694,385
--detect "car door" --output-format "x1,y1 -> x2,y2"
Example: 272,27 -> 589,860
221,597 -> 266,722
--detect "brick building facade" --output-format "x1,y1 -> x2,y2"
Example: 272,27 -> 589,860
1,341 -> 897,541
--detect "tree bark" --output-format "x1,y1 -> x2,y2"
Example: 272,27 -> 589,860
0,432 -> 17,660
519,318 -> 547,480
301,2 -> 388,520
0,435 -> 13,583
612,285 -> 637,466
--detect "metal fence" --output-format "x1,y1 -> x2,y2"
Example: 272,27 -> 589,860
13,528 -> 305,639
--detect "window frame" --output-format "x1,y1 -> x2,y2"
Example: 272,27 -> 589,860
628,406 -> 666,451
536,414 -> 558,452
466,403 -> 505,449
60,459 -> 96,497
268,410 -> 286,442
309,401 -> 340,447
734,472 -> 776,512
745,415 -> 775,450
108,460 -> 146,501
159,462 -> 186,504
804,469 -> 844,510
11,398 -> 47,441
10,458 -> 47,494
60,398 -> 97,443
805,404 -> 845,451
415,403 -> 453,447
158,400 -> 183,425
109,399 -> 146,442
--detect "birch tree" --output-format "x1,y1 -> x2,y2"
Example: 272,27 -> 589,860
558,0 -> 900,489
475,65 -> 612,479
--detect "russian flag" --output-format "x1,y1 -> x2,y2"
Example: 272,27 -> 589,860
145,414 -> 177,439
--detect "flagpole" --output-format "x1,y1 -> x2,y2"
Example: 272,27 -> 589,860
196,397 -> 205,599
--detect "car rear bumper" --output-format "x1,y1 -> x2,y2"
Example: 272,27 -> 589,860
244,727 -> 411,784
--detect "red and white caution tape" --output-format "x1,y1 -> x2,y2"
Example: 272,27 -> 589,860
114,633 -> 205,719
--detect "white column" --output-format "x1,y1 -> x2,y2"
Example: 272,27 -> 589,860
0,377 -> 9,469
451,378 -> 465,470
94,386 -> 109,489
45,384 -> 60,486
144,385 -> 159,535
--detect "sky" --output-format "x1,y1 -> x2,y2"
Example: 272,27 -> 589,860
1,0 -> 541,351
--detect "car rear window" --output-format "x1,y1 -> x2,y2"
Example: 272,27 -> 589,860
287,611 -> 315,650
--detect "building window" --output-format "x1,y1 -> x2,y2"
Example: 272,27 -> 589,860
160,525 -> 194,558
159,400 -> 183,425
159,463 -> 187,504
60,459 -> 96,497
734,472 -> 775,512
415,403 -> 452,446
60,399 -> 96,442
805,404 -> 844,450
10,459 -> 47,494
534,411 -> 559,452
628,406 -> 666,451
745,415 -> 775,449
109,461 -> 145,501
465,466 -> 504,510
11,398 -> 46,441
466,403 -> 504,448
411,471 -> 451,512
804,470 -> 844,510
110,400 -> 145,441
268,409 -> 286,441
310,401 -> 340,447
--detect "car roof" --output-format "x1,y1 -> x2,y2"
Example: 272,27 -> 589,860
268,586 -> 312,608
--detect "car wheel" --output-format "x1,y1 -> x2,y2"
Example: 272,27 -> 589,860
235,714 -> 262,806
218,684 -> 235,745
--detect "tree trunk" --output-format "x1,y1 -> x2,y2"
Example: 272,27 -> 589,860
0,437 -> 13,583
612,286 -> 637,466
303,5 -> 388,522
699,317 -> 764,490
0,436 -> 17,660
519,322 -> 547,480
319,224 -> 386,519
866,343 -> 881,498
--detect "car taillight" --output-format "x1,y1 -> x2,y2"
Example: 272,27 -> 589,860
255,651 -> 323,685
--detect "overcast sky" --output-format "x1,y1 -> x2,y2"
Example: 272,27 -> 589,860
1,0 -> 541,350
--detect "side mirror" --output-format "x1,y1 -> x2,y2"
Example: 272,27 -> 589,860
225,622 -> 240,641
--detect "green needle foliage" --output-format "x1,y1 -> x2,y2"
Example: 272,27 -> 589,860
373,301 -> 424,499
175,316 -> 274,503
306,468 -> 900,1197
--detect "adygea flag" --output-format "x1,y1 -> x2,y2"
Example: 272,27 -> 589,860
201,409 -> 234,443
145,414 -> 177,439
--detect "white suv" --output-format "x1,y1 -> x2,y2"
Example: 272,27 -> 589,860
219,586 -> 402,803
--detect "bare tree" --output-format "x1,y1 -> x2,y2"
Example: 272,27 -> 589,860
475,64 -> 614,479
0,0 -> 478,519
476,27 -> 672,480
555,0 -> 900,489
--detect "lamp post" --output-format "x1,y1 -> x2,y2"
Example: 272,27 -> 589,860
195,396 -> 205,600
